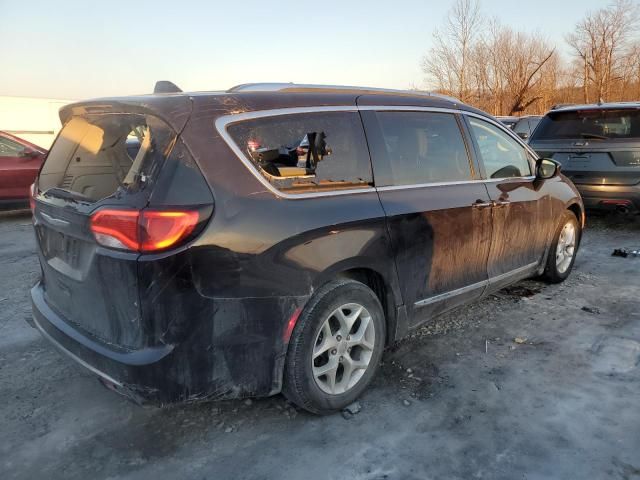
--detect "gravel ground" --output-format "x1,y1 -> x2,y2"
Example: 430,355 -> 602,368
1,210 -> 639,480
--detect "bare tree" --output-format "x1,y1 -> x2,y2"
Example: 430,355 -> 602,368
422,0 -> 483,102
618,40 -> 640,99
421,0 -> 640,115
566,0 -> 640,102
497,30 -> 556,114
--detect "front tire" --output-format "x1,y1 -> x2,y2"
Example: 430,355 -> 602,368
283,279 -> 386,415
543,210 -> 580,283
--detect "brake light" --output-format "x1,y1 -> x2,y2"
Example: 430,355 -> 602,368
140,211 -> 199,251
90,209 -> 200,252
91,210 -> 140,250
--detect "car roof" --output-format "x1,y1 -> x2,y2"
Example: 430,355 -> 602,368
549,102 -> 640,113
59,82 -> 495,128
225,82 -> 462,102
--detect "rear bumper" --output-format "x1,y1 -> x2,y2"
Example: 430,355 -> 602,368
32,283 -> 177,404
31,282 -> 298,405
575,183 -> 640,211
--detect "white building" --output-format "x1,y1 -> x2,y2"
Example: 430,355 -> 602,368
0,96 -> 76,149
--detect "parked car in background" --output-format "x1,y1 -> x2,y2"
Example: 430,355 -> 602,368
29,83 -> 583,414
497,116 -> 518,129
0,131 -> 47,207
497,115 -> 542,141
513,115 -> 542,141
529,103 -> 640,213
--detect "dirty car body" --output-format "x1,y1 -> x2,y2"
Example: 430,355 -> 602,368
29,84 -> 584,406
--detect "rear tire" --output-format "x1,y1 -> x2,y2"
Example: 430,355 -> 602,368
283,279 -> 386,415
542,210 -> 580,283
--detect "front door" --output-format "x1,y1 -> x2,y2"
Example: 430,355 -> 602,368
361,109 -> 492,326
465,116 -> 549,288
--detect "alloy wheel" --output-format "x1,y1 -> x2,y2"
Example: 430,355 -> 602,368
555,221 -> 577,274
311,303 -> 376,395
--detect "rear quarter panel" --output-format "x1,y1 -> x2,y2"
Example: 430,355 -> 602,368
134,96 -> 400,399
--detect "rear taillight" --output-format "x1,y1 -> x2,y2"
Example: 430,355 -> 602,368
91,210 -> 140,250
90,209 -> 201,252
140,211 -> 199,251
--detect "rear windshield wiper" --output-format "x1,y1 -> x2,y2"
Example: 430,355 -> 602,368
580,132 -> 608,140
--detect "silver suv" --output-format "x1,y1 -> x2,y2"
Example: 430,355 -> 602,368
529,103 -> 640,213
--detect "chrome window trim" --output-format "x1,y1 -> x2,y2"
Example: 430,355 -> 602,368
215,105 -> 539,199
215,106 -> 374,200
376,176 -> 536,192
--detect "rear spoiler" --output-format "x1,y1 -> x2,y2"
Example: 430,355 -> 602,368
58,89 -> 193,134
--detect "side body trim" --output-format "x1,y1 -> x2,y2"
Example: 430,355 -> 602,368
413,261 -> 539,308
414,280 -> 487,307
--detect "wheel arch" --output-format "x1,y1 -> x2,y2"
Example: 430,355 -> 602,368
311,262 -> 403,346
335,268 -> 397,346
566,200 -> 585,229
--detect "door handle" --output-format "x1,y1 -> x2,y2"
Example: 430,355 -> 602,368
471,200 -> 492,209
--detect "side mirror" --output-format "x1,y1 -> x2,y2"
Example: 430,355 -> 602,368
20,147 -> 40,159
517,132 -> 529,140
536,158 -> 560,180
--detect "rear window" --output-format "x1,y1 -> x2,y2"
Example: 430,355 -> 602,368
39,114 -> 175,203
226,111 -> 372,193
532,109 -> 640,141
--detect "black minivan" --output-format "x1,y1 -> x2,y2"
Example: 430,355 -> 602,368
29,83 -> 584,414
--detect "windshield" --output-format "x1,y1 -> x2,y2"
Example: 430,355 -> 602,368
532,109 -> 640,141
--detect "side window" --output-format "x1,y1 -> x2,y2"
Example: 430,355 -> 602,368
513,119 -> 530,137
0,136 -> 25,157
227,112 -> 372,193
373,111 -> 472,185
468,118 -> 532,179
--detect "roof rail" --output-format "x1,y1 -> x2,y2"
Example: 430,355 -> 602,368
550,103 -> 578,110
226,82 -> 461,103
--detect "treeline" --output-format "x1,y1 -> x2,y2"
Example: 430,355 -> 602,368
421,0 -> 640,116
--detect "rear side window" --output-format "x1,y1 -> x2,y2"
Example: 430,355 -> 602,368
39,114 -> 175,203
513,119 -> 530,137
533,109 -> 640,141
372,111 -> 472,185
468,117 -> 531,179
226,112 -> 372,193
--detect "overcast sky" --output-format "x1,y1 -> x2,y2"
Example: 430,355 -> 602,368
1,0 -> 611,100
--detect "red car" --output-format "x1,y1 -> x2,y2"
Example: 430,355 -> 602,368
0,131 -> 47,206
